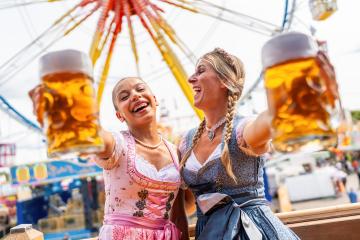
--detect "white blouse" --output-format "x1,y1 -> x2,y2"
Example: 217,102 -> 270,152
183,116 -> 255,173
135,155 -> 180,183
185,144 -> 222,172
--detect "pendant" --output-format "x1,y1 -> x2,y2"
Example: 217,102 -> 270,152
207,131 -> 215,141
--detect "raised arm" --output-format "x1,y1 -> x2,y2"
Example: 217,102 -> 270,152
242,111 -> 272,155
91,129 -> 119,170
29,84 -> 118,169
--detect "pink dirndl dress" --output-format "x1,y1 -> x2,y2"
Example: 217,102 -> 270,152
98,131 -> 182,240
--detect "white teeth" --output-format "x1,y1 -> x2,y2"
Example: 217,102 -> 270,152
193,87 -> 201,92
133,102 -> 148,112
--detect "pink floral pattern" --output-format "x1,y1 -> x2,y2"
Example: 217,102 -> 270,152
99,131 -> 181,240
112,226 -> 172,240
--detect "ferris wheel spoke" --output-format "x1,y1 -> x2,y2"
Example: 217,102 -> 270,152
136,0 -> 196,65
126,0 -> 202,118
89,0 -> 115,65
140,5 -> 202,118
159,0 -> 198,13
151,35 -> 203,119
150,5 -> 197,64
0,2 -> 99,86
167,0 -> 280,35
0,0 -> 67,10
129,0 -> 156,39
95,1 -> 124,103
123,0 -> 140,75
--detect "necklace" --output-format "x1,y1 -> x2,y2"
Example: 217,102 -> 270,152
205,117 -> 226,141
133,134 -> 163,149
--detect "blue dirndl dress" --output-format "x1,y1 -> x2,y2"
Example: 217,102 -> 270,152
180,115 -> 300,240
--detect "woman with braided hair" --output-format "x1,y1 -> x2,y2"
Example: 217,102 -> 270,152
179,48 -> 299,239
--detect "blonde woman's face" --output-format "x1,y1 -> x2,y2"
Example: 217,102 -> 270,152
188,60 -> 228,109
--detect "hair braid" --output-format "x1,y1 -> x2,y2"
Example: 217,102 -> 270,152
180,119 -> 206,168
221,92 -> 240,182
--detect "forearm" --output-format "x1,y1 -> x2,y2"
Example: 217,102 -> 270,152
96,129 -> 115,159
243,111 -> 272,154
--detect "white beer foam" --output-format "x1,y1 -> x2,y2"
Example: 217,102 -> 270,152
261,32 -> 319,69
39,49 -> 93,78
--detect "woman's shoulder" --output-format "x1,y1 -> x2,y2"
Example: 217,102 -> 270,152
233,114 -> 256,129
178,128 -> 197,153
109,130 -> 133,155
113,130 -> 131,144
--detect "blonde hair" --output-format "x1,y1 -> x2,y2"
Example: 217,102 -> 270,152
180,48 -> 245,182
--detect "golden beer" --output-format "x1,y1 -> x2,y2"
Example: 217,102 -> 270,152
39,50 -> 104,157
262,32 -> 340,153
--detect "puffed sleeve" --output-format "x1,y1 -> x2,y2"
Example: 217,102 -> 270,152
178,131 -> 188,160
93,132 -> 126,170
177,132 -> 189,190
235,116 -> 259,156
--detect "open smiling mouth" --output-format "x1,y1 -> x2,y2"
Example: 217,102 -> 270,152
132,102 -> 149,113
193,86 -> 201,96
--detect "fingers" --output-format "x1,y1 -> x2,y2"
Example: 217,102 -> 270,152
28,84 -> 45,126
316,51 -> 339,101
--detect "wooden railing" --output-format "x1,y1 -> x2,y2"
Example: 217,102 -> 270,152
81,203 -> 360,239
188,203 -> 360,239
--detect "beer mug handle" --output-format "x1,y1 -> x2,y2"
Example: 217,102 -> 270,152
29,84 -> 45,127
315,51 -> 338,98
315,51 -> 346,126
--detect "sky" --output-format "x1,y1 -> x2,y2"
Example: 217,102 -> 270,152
0,0 -> 359,164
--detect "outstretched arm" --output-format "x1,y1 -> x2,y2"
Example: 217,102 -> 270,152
29,84 -> 118,169
242,111 -> 272,155
92,130 -> 119,170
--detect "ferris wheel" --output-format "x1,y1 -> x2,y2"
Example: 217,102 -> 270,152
0,0 -> 294,111
0,0 -> 337,151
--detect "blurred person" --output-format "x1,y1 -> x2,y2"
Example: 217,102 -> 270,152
348,188 -> 358,203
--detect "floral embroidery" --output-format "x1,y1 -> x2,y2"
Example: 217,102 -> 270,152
168,192 -> 175,201
138,189 -> 148,199
133,211 -> 144,217
215,177 -> 224,192
163,192 -> 174,219
166,202 -> 171,211
133,189 -> 148,217
135,200 -> 146,210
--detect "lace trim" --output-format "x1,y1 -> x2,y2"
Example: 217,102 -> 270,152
123,131 -> 180,191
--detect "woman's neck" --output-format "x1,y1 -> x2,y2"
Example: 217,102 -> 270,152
203,104 -> 228,128
129,122 -> 160,142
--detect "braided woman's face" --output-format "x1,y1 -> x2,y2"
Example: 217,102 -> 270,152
188,60 -> 228,110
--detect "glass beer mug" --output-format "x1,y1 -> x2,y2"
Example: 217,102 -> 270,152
262,32 -> 342,153
39,49 -> 104,157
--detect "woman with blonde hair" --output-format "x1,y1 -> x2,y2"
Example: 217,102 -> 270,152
179,48 -> 299,239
